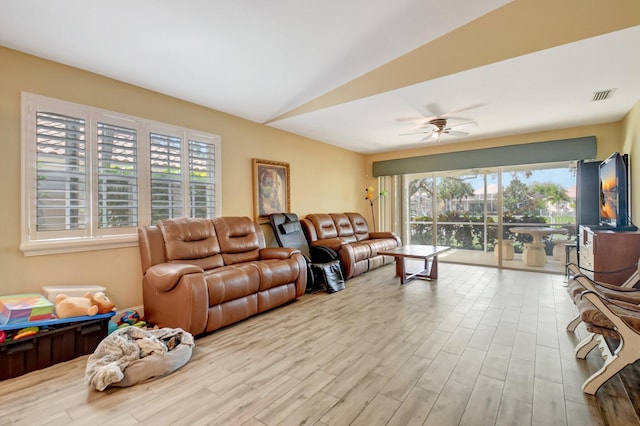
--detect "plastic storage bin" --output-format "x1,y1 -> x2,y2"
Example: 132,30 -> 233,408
0,313 -> 114,381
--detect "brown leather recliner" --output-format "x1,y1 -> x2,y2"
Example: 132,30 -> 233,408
300,212 -> 401,279
138,216 -> 307,336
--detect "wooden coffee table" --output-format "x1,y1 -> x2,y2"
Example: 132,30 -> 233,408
378,245 -> 451,284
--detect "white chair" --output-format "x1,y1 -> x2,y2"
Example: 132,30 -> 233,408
568,273 -> 640,394
565,259 -> 640,332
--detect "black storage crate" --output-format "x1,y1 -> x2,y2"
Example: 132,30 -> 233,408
0,315 -> 111,381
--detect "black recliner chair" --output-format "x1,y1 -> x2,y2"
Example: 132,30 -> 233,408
269,213 -> 344,293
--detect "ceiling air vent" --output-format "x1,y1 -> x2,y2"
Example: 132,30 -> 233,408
591,89 -> 616,102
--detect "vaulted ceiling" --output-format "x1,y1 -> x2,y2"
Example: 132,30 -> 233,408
1,0 -> 639,153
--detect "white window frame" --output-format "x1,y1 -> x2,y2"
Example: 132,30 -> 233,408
21,93 -> 222,256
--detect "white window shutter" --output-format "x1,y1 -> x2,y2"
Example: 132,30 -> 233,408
97,122 -> 138,228
150,132 -> 183,222
188,140 -> 216,218
35,112 -> 87,232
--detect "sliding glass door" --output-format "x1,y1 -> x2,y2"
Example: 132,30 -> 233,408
402,161 -> 576,272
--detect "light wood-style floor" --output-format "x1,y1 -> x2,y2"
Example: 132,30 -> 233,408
1,263 -> 638,425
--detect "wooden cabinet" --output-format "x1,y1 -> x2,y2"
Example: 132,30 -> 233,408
579,225 -> 640,285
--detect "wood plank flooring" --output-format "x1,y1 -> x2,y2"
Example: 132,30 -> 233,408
0,263 -> 638,425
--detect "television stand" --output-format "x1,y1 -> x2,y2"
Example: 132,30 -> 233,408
615,225 -> 638,232
583,224 -> 638,232
579,225 -> 640,285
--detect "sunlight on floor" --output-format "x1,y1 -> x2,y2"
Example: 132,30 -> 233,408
407,248 -> 571,275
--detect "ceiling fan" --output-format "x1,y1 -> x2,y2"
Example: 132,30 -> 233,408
400,117 -> 478,142
397,103 -> 483,142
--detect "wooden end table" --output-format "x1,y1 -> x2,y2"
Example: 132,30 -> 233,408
378,245 -> 451,284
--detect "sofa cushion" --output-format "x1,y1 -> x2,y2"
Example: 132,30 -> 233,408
158,218 -> 224,270
346,242 -> 372,262
331,213 -> 357,243
205,265 -> 261,305
306,214 -> 339,239
568,277 -> 640,305
214,217 -> 261,265
346,212 -> 370,241
254,259 -> 302,291
361,238 -> 398,255
575,294 -> 640,333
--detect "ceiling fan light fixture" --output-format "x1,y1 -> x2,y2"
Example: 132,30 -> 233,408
399,115 -> 477,143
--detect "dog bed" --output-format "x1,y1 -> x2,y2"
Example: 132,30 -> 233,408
85,326 -> 194,391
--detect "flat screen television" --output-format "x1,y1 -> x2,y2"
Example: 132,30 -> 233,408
599,152 -> 630,229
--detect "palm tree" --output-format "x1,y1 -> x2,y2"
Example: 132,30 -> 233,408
530,182 -> 570,222
438,177 -> 474,212
407,178 -> 433,218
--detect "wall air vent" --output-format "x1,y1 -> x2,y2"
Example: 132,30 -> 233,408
591,89 -> 616,102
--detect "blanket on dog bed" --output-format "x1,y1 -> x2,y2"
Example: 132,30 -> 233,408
85,326 -> 194,391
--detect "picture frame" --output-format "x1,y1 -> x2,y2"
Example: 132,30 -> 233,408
252,158 -> 290,224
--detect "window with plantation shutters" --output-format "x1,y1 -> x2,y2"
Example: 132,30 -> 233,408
35,112 -> 87,233
150,132 -> 183,222
98,122 -> 138,228
22,93 -> 221,255
189,140 -> 217,218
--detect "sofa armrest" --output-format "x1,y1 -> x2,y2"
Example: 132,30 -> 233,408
311,238 -> 344,252
368,231 -> 401,245
145,263 -> 204,292
259,247 -> 301,260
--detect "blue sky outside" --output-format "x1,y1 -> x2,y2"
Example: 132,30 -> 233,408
461,167 -> 576,193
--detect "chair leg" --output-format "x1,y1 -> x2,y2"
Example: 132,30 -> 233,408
578,289 -> 640,394
582,337 -> 635,395
566,314 -> 581,332
575,332 -> 600,359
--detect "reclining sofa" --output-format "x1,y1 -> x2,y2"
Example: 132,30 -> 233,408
138,217 -> 307,336
300,212 -> 401,279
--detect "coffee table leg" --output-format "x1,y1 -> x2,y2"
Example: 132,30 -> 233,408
429,256 -> 438,279
396,256 -> 409,284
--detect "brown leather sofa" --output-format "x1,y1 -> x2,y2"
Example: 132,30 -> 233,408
300,212 -> 401,279
138,216 -> 307,336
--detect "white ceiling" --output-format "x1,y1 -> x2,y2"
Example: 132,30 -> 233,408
1,1 -> 639,154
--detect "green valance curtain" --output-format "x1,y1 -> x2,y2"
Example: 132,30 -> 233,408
372,136 -> 597,177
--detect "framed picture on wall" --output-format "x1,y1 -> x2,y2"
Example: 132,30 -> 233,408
252,158 -> 290,224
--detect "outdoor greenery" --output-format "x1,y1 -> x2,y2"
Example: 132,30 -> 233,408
408,172 -> 575,254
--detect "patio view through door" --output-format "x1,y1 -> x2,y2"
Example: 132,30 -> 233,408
402,161 -> 577,273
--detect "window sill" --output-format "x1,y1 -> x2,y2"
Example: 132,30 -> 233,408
20,235 -> 139,256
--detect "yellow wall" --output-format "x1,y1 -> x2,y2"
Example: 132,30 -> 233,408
0,46 -> 633,311
622,100 -> 640,221
0,47 -> 367,309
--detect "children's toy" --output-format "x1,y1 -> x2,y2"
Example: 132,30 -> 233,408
117,310 -> 147,328
13,326 -> 39,340
118,310 -> 140,326
90,292 -> 117,314
54,292 -> 116,319
0,294 -> 54,325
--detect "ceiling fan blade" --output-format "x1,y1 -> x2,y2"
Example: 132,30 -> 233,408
419,133 -> 436,142
443,103 -> 487,117
396,116 -> 429,123
403,122 -> 436,131
445,130 -> 470,137
400,130 -> 430,136
400,126 -> 436,136
448,121 -> 478,130
423,103 -> 445,118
